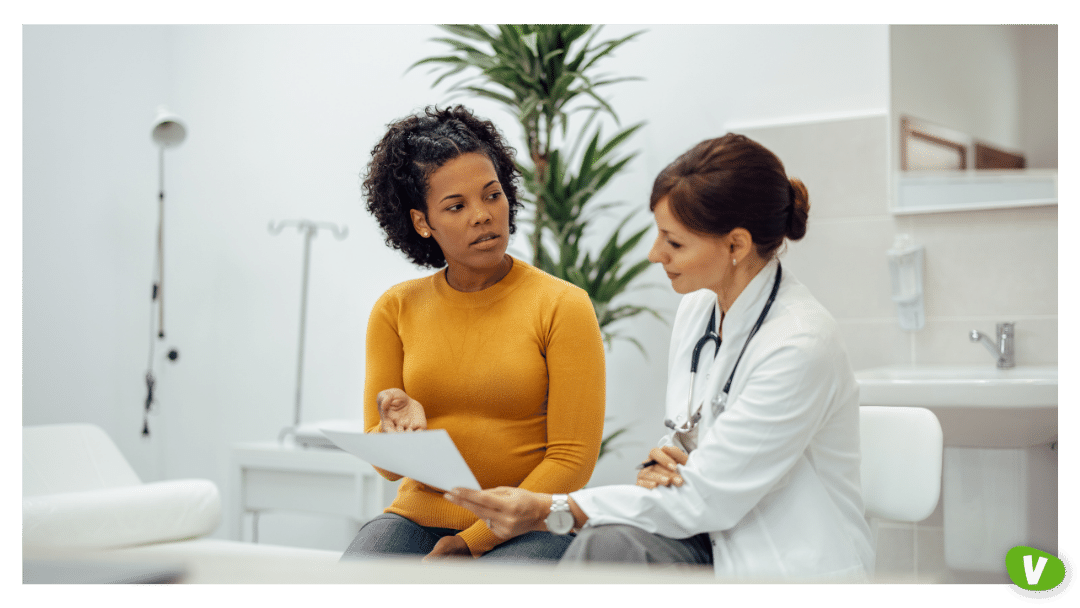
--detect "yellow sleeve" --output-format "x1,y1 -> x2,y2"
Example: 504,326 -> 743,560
362,289 -> 403,482
458,284 -> 606,555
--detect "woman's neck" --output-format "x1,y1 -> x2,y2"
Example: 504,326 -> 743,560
444,254 -> 514,293
715,256 -> 769,313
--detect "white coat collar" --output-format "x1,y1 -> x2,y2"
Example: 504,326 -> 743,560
716,257 -> 782,343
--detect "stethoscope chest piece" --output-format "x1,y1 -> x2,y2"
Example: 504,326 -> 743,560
711,392 -> 727,416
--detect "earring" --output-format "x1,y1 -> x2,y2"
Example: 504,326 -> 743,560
732,257 -> 738,267
422,231 -> 429,238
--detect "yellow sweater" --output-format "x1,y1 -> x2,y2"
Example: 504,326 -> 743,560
363,257 -> 606,556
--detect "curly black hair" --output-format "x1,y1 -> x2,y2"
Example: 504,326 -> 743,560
362,105 -> 523,268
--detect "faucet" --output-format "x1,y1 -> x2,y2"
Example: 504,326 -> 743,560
969,322 -> 1015,369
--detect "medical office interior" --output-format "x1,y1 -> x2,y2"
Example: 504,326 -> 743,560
22,24 -> 1059,584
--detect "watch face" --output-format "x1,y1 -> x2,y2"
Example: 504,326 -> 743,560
546,509 -> 575,534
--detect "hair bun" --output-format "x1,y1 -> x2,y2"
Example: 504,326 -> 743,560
786,178 -> 810,241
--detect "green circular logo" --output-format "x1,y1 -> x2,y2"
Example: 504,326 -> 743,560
1006,546 -> 1066,592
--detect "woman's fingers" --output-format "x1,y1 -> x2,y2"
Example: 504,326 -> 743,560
377,388 -> 407,411
444,487 -> 541,539
646,447 -> 679,472
636,446 -> 688,489
443,488 -> 488,517
444,489 -> 508,537
378,389 -> 427,433
448,487 -> 506,510
635,466 -> 683,489
661,445 -> 689,465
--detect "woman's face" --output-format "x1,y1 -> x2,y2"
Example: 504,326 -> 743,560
648,196 -> 733,295
411,152 -> 510,272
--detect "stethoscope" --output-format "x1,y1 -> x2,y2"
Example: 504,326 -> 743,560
665,262 -> 783,434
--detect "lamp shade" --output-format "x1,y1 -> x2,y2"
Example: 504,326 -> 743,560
151,106 -> 186,148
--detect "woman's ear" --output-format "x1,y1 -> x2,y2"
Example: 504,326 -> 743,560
410,209 -> 431,238
728,228 -> 754,258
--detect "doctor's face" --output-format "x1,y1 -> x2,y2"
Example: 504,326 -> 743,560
648,197 -> 732,295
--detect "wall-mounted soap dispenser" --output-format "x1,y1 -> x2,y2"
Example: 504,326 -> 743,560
887,234 -> 925,331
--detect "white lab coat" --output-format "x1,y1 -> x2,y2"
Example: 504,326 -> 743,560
571,259 -> 875,581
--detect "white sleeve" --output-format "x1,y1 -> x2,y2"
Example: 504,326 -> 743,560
573,327 -> 836,538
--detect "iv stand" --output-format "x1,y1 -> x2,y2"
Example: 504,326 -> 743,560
268,219 -> 348,443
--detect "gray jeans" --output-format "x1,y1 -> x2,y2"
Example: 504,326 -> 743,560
559,524 -> 713,570
341,513 -> 575,564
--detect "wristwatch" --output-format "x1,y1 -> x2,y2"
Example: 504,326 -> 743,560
545,494 -> 574,535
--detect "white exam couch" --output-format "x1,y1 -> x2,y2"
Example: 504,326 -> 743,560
20,423 -> 715,583
22,423 -> 346,582
23,423 -> 223,550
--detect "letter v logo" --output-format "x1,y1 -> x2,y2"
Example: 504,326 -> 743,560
1007,546 -> 1067,592
1024,554 -> 1048,585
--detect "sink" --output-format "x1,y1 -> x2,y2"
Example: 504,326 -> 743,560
854,365 -> 1057,448
855,364 -> 1058,574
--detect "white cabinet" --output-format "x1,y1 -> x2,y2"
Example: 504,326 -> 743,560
229,442 -> 397,543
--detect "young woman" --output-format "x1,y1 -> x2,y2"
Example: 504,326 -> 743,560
341,106 -> 606,563
445,134 -> 876,581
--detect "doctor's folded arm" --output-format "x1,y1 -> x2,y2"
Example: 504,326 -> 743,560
447,133 -> 876,582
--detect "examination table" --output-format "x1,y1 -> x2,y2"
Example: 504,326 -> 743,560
22,423 -> 715,583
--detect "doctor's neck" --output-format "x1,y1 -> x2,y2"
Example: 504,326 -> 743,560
714,254 -> 770,314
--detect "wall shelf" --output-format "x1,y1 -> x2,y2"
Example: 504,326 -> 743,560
893,169 -> 1057,215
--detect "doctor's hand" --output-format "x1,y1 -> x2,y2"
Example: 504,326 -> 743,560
376,388 -> 427,433
636,445 -> 688,489
444,487 -> 550,540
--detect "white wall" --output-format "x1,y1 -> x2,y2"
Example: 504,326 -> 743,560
23,25 -> 175,478
1016,25 -> 1058,169
23,25 -> 897,550
891,24 -> 1021,150
890,24 -> 1057,166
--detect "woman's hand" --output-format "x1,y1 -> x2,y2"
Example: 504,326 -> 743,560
377,388 -> 427,433
636,445 -> 689,489
444,487 -> 549,540
422,534 -> 471,562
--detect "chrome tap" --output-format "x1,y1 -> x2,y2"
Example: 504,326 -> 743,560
969,322 -> 1015,369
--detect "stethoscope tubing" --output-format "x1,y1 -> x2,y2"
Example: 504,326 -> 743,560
685,327 -> 720,428
667,262 -> 783,433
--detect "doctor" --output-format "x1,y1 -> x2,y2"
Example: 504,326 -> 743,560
445,133 -> 875,581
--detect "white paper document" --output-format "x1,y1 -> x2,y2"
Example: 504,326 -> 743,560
318,423 -> 481,492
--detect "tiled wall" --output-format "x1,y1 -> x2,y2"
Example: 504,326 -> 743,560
738,114 -> 1057,583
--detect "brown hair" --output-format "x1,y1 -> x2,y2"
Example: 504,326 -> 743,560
649,133 -> 809,259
